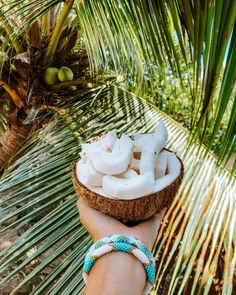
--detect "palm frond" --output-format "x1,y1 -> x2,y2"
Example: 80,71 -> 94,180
77,0 -> 236,169
0,86 -> 235,294
44,0 -> 75,66
0,6 -> 22,54
0,0 -> 63,54
76,0 -> 183,91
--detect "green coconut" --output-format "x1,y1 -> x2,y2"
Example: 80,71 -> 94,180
43,67 -> 59,85
58,66 -> 74,82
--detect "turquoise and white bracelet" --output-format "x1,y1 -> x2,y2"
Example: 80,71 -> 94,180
83,234 -> 156,294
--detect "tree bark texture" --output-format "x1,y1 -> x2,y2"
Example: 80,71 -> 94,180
0,123 -> 32,171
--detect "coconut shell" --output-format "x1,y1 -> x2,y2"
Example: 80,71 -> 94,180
72,149 -> 184,222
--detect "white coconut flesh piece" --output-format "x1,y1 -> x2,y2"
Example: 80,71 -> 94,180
76,120 -> 182,200
116,168 -> 138,178
154,152 -> 181,192
76,161 -> 88,185
155,150 -> 168,179
80,141 -> 101,161
102,173 -> 154,200
133,120 -> 168,151
100,130 -> 117,151
76,160 -> 104,187
130,158 -> 140,173
90,134 -> 134,175
80,131 -> 117,160
135,120 -> 168,181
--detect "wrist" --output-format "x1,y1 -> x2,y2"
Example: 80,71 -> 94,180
85,252 -> 146,295
83,234 -> 156,294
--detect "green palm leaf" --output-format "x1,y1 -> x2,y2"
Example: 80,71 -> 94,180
0,0 -> 62,38
76,0 -> 236,166
0,86 -> 235,294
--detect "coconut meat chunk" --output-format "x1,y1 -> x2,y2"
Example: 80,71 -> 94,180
80,140 -> 101,161
100,130 -> 117,151
130,157 -> 140,173
76,160 -> 104,187
116,168 -> 138,178
102,173 -> 154,200
90,134 -> 134,175
134,120 -> 168,181
80,130 -> 118,160
155,150 -> 168,179
76,161 -> 89,186
154,152 -> 181,191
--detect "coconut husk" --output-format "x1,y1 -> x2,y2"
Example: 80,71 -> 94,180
72,149 -> 184,222
0,123 -> 33,171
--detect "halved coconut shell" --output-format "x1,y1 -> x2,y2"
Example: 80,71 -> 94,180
72,149 -> 184,222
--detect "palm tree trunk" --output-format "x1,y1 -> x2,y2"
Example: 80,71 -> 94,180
0,123 -> 32,171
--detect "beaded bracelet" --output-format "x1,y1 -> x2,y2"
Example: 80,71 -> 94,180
82,234 -> 156,294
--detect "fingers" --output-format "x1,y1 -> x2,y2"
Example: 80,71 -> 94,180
76,198 -> 125,240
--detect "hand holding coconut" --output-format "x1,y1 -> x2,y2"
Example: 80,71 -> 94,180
77,198 -> 166,248
74,120 -> 183,294
73,120 -> 184,222
77,198 -> 166,295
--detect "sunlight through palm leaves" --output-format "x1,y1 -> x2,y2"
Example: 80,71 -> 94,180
77,0 -> 235,169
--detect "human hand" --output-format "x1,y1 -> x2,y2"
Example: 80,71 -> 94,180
77,198 -> 166,250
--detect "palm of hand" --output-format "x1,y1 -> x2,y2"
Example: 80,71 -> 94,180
77,199 -> 165,250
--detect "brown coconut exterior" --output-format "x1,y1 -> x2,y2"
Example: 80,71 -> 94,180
72,149 -> 184,222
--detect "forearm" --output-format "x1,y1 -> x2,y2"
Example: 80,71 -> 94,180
85,252 -> 146,295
